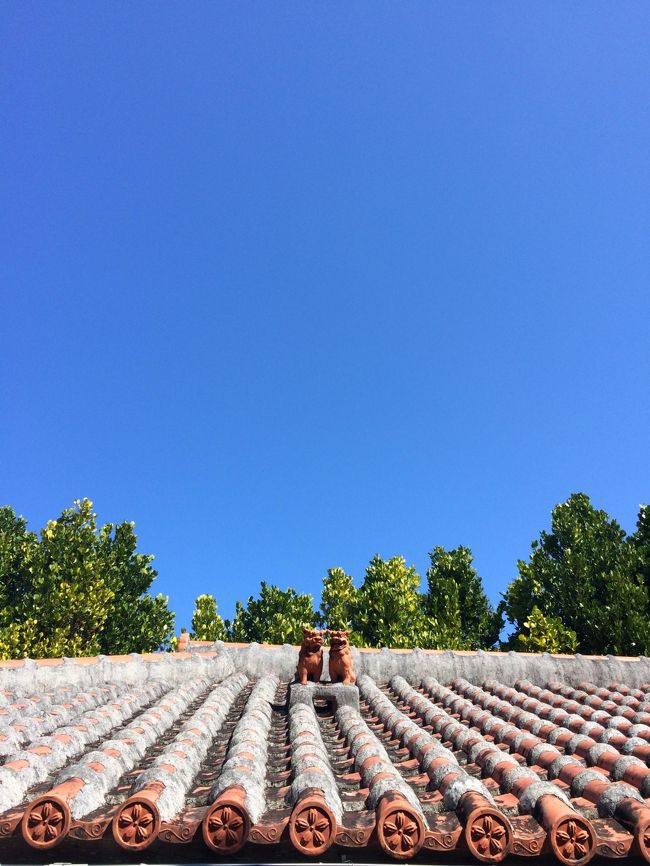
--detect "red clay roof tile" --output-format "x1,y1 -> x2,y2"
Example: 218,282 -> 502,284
0,642 -> 648,862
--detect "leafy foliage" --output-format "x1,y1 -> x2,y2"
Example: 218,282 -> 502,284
0,507 -> 36,636
424,554 -> 464,649
317,567 -> 358,627
352,555 -> 431,648
631,504 -> 650,596
5,493 -> 649,658
227,581 -> 316,645
0,500 -> 174,659
190,594 -> 227,641
426,546 -> 502,649
500,493 -> 650,656
96,518 -> 174,654
517,606 -> 578,654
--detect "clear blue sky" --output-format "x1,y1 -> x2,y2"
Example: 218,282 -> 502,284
2,4 -> 649,635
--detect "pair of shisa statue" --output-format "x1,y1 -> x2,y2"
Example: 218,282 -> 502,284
296,628 -> 356,685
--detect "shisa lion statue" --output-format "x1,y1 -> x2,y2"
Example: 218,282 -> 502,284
295,628 -> 356,685
327,629 -> 356,685
296,627 -> 325,684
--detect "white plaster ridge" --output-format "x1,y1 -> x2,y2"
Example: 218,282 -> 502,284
336,697 -> 423,815
132,673 -> 248,822
210,674 -> 278,824
289,698 -> 343,824
61,677 -> 210,819
0,679 -> 167,815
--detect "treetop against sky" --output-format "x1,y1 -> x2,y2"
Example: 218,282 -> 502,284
1,5 -> 648,632
2,495 -> 649,658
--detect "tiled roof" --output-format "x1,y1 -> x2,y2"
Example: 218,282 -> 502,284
0,644 -> 649,863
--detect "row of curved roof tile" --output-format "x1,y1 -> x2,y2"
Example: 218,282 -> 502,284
0,664 -> 649,863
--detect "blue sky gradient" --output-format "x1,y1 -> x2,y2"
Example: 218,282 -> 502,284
2,3 -> 649,633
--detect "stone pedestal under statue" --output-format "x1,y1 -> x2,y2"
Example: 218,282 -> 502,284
289,680 -> 359,713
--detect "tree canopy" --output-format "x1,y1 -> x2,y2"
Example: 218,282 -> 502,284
190,594 -> 227,641
424,549 -> 464,649
352,555 -> 431,648
426,546 -> 502,649
4,492 -> 648,657
500,494 -> 650,656
0,499 -> 174,659
631,504 -> 650,597
198,496 -> 648,655
227,581 -> 315,645
515,606 -> 578,655
199,550 -> 499,650
317,567 -> 357,632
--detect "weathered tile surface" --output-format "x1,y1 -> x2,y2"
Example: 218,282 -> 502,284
0,644 -> 648,863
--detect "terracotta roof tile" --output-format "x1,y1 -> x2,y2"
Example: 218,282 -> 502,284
0,642 -> 649,862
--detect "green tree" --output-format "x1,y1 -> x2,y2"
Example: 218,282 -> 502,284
352,554 -> 431,648
0,506 -> 40,658
500,494 -> 650,656
190,594 -> 227,641
0,499 -> 115,658
96,518 -> 174,654
424,558 -> 464,650
517,606 -> 578,654
630,504 -> 650,597
318,567 -> 356,625
426,546 -> 502,649
0,500 -> 174,659
228,581 -> 316,644
0,506 -> 35,619
317,567 -> 365,646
